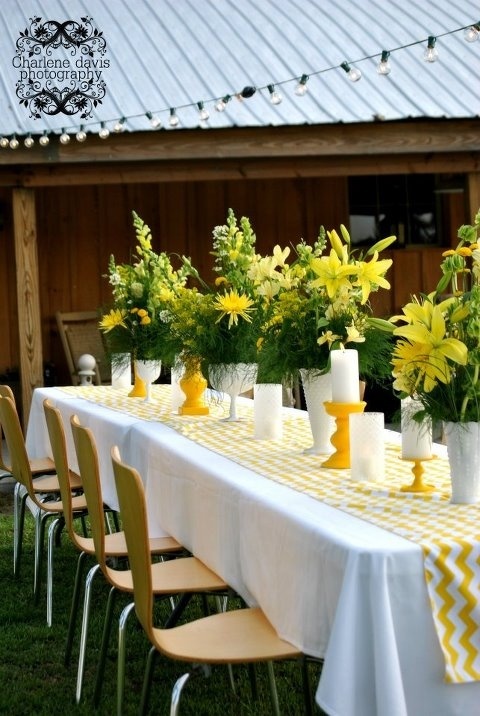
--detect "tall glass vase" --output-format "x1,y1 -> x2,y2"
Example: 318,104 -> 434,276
300,369 -> 335,454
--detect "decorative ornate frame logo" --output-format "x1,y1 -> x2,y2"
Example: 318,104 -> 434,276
12,16 -> 109,119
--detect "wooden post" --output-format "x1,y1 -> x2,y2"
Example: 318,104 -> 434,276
12,188 -> 43,426
466,172 -> 480,220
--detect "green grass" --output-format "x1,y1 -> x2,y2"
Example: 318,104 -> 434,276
0,508 -> 323,714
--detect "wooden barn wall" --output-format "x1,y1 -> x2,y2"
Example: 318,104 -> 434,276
28,176 -> 347,383
0,175 -> 471,385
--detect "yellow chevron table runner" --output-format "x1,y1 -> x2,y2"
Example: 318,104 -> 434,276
59,384 -> 480,683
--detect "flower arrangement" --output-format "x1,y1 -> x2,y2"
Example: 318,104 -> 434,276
256,224 -> 396,385
164,209 -> 269,376
391,209 -> 480,423
99,211 -> 193,363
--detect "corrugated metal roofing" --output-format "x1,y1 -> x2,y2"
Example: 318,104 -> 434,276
0,0 -> 479,138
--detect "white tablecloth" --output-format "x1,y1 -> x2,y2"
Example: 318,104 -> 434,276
26,386 -> 480,716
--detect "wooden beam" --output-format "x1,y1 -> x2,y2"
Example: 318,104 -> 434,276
12,188 -> 42,424
0,119 -> 479,169
1,152 -> 479,188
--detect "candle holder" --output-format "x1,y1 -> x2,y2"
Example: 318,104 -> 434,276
322,401 -> 366,469
400,456 -> 435,493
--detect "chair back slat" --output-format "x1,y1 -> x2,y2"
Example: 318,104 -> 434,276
0,396 -> 34,495
70,416 -> 106,566
111,446 -> 154,637
43,400 -> 79,540
0,386 -> 15,472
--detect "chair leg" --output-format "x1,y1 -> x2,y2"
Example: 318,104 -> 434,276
76,563 -> 101,704
93,586 -> 118,707
47,517 -> 61,626
65,551 -> 88,666
170,672 -> 191,716
139,645 -> 158,716
266,661 -> 280,716
13,483 -> 27,576
34,509 -> 51,603
301,656 -> 314,716
115,601 -> 135,716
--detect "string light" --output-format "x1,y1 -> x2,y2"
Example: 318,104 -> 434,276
3,21 -> 476,148
98,122 -> 110,139
341,61 -> 362,82
197,101 -> 210,121
76,125 -> 87,142
267,84 -> 282,105
215,95 -> 231,112
113,117 -> 126,133
294,74 -> 309,96
146,111 -> 161,129
239,86 -> 256,99
424,36 -> 438,62
377,50 -> 391,75
24,133 -> 34,148
464,23 -> 480,42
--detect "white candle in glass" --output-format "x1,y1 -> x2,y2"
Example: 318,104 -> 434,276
330,349 -> 360,402
401,398 -> 433,459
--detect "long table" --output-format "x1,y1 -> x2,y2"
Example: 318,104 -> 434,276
26,385 -> 480,716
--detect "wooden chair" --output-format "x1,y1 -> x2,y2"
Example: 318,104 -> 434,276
70,416 -> 228,711
0,395 -> 86,619
55,310 -> 110,385
111,447 -> 314,716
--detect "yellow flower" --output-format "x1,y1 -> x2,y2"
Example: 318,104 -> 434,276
310,249 -> 357,299
457,246 -> 472,257
140,315 -> 151,325
99,309 -> 127,333
353,252 -> 393,304
317,330 -> 341,347
442,249 -> 455,257
137,309 -> 148,318
393,303 -> 468,392
215,276 -> 228,286
213,290 -> 255,328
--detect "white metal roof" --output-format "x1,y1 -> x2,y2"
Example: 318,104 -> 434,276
0,0 -> 479,138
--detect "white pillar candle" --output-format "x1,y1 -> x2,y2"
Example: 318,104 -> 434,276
349,412 -> 385,482
253,384 -> 283,440
171,360 -> 185,412
331,349 -> 360,402
401,398 -> 432,459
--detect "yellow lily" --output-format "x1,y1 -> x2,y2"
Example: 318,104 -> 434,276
353,252 -> 392,304
310,250 -> 357,299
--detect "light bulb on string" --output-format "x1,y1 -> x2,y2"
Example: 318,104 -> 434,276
0,136 -> 9,149
59,129 -> 70,145
39,131 -> 50,147
76,125 -> 87,142
197,101 -> 210,122
9,135 -> 19,149
113,117 -> 126,133
294,74 -> 309,96
215,95 -> 231,112
267,84 -> 283,105
377,50 -> 391,75
423,36 -> 438,62
98,122 -> 110,139
464,23 -> 480,42
24,133 -> 34,148
146,111 -> 161,129
169,108 -> 180,127
237,86 -> 256,100
341,61 -> 362,82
